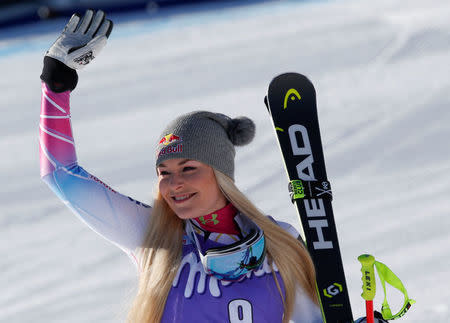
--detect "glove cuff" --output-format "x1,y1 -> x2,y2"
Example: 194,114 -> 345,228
40,56 -> 78,93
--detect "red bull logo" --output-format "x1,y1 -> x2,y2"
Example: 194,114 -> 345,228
158,144 -> 183,157
159,133 -> 182,146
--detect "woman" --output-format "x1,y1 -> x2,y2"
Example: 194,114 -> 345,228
39,10 -> 323,323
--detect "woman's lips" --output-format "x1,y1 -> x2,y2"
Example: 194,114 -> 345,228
171,193 -> 196,204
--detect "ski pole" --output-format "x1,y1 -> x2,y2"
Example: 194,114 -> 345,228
358,254 -> 376,323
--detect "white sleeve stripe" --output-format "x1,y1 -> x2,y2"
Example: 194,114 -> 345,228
39,138 -> 57,168
39,124 -> 75,145
40,114 -> 71,119
62,166 -> 91,180
42,89 -> 67,114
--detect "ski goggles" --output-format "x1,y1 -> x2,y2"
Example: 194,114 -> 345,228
185,215 -> 266,281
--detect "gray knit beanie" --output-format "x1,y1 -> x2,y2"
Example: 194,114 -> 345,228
155,111 -> 255,180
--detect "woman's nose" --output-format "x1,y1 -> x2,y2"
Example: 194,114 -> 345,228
168,172 -> 184,189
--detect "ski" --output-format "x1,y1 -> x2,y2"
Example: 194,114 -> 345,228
265,72 -> 353,322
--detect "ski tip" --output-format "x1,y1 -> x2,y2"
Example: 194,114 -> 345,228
272,72 -> 312,85
268,72 -> 316,99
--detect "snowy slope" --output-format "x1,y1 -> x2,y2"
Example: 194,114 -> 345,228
0,0 -> 449,322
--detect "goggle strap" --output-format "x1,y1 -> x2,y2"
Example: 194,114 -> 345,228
374,260 -> 415,320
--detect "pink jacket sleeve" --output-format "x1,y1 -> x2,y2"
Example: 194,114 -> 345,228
39,82 -> 151,262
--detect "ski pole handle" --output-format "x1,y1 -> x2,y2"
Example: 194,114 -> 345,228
358,254 -> 376,300
358,254 -> 376,323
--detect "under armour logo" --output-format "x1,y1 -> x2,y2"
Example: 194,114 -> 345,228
199,214 -> 219,225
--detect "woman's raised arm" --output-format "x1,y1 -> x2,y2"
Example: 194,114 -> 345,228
39,10 -> 150,263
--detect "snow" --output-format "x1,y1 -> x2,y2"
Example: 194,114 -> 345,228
1,0 -> 449,321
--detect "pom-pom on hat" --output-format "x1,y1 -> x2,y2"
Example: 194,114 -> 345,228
155,111 -> 255,180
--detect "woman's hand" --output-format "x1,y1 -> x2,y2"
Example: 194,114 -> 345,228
46,9 -> 113,70
40,9 -> 113,92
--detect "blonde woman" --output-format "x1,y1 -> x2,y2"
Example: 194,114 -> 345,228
39,10 -> 323,323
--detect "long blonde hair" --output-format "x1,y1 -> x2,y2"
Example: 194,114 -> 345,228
128,169 -> 317,323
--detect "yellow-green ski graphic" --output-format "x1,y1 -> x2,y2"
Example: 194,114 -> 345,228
283,88 -> 301,109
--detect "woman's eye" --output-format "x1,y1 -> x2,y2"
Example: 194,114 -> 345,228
183,166 -> 196,172
159,170 -> 170,176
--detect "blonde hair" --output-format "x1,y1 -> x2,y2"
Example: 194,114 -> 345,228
128,169 -> 317,323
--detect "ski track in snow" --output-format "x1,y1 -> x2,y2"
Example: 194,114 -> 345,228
1,0 -> 449,321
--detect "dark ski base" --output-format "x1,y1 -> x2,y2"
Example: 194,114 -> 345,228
265,73 -> 353,323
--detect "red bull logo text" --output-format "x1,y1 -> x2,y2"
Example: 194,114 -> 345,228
158,144 -> 183,157
159,133 -> 182,146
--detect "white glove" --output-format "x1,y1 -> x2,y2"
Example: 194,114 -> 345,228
46,9 -> 113,70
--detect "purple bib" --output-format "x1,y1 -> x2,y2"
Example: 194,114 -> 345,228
161,237 -> 285,323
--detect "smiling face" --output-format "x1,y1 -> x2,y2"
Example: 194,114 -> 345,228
157,158 -> 228,219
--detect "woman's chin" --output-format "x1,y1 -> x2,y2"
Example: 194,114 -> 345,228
172,207 -> 199,220
175,213 -> 198,220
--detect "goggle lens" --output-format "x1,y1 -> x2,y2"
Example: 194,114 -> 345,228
205,232 -> 266,281
186,217 -> 266,281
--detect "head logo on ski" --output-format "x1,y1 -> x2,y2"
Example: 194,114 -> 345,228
283,88 -> 302,109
